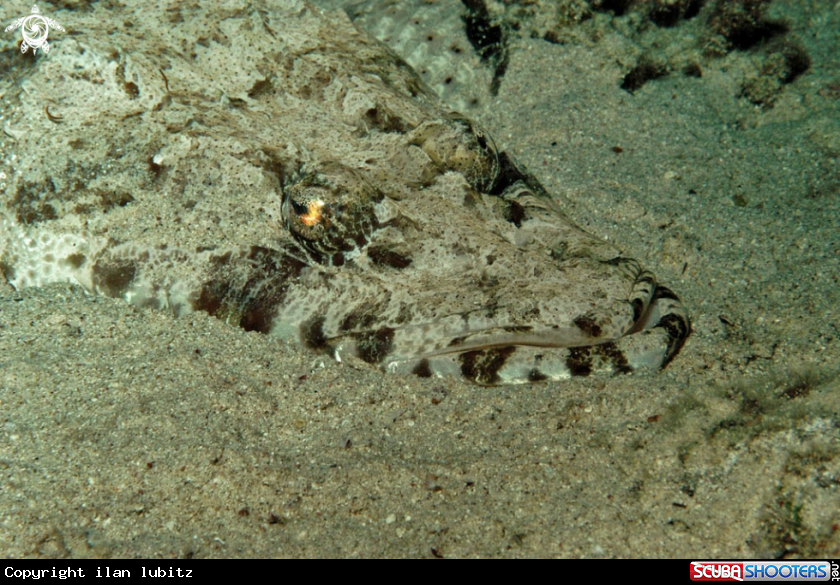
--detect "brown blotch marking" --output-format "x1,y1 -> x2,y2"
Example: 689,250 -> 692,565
566,346 -> 593,377
14,179 -> 58,223
124,81 -> 140,98
528,369 -> 548,382
355,327 -> 395,364
395,303 -> 414,325
631,298 -> 645,322
248,78 -> 273,99
503,325 -> 532,333
339,303 -> 385,332
655,313 -> 691,369
237,247 -> 306,334
98,190 -> 135,211
412,359 -> 433,378
193,246 -> 307,334
459,346 -> 516,385
505,200 -> 525,227
64,253 -> 86,269
367,245 -> 412,269
147,156 -> 163,180
238,300 -> 278,333
448,335 -> 468,348
0,260 -> 15,282
353,233 -> 369,249
211,251 -> 232,265
596,342 -> 633,375
523,307 -> 541,322
166,5 -> 184,23
362,105 -> 409,134
781,382 -> 810,400
194,283 -> 223,318
652,286 -> 681,302
573,315 -> 602,338
92,258 -> 137,297
300,316 -> 328,350
479,271 -> 499,289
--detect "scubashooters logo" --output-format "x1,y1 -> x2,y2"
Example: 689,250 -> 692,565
691,561 -> 835,582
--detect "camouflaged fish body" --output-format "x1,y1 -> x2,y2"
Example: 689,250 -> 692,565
0,0 -> 689,384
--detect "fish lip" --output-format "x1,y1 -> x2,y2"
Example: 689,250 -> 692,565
334,324 -> 617,364
419,335 -> 615,359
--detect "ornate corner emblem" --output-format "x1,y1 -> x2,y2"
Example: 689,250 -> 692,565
5,4 -> 65,55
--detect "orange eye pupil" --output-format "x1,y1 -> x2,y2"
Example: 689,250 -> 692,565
299,200 -> 325,226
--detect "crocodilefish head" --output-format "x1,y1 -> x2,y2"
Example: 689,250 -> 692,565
259,115 -> 690,384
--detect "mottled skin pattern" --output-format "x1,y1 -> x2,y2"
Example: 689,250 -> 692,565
0,0 -> 689,384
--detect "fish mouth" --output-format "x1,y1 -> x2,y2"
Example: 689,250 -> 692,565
381,324 -> 683,385
328,281 -> 689,385
405,325 -> 618,358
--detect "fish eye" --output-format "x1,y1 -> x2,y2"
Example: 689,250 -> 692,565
291,198 -> 327,227
281,162 -> 381,259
